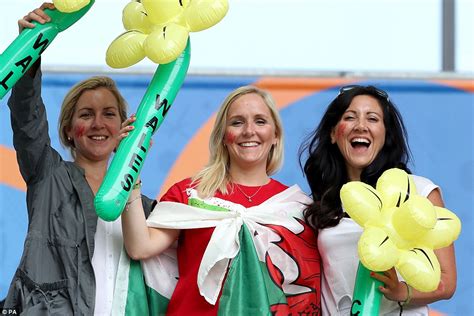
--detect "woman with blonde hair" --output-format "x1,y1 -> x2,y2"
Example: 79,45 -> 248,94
122,85 -> 321,315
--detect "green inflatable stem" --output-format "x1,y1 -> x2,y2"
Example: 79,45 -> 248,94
95,40 -> 191,221
0,2 -> 95,99
350,262 -> 383,315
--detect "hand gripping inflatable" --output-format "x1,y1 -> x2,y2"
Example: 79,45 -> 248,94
340,168 -> 461,315
0,0 -> 93,100
95,0 -> 228,221
351,262 -> 383,315
95,43 -> 190,221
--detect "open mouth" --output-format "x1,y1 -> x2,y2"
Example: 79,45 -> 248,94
351,137 -> 370,149
89,136 -> 108,141
239,141 -> 260,147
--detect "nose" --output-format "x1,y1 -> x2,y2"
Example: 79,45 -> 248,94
355,119 -> 368,132
243,122 -> 256,136
91,115 -> 105,129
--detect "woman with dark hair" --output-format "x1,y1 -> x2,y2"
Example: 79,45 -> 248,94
300,85 -> 457,315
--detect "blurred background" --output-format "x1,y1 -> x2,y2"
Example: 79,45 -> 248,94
0,1 -> 472,315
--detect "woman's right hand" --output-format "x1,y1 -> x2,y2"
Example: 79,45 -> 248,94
18,2 -> 55,33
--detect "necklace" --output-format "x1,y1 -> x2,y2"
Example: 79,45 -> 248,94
235,183 -> 264,202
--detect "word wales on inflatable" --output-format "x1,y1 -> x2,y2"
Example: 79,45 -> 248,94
94,0 -> 229,221
0,0 -> 94,100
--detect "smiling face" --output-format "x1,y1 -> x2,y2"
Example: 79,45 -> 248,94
224,93 -> 278,174
331,94 -> 386,180
66,87 -> 122,163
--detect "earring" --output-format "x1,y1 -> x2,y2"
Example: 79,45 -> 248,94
67,136 -> 72,142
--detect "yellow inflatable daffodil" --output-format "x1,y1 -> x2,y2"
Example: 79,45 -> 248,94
53,0 -> 91,13
340,168 -> 461,292
106,0 -> 229,68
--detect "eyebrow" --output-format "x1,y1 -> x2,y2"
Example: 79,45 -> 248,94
344,110 -> 382,116
228,112 -> 270,119
227,114 -> 243,120
77,106 -> 118,111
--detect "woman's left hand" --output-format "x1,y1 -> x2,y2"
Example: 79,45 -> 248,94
19,2 -> 55,33
118,114 -> 136,141
371,268 -> 409,302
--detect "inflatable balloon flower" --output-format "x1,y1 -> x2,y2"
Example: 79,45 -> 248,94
53,0 -> 91,13
0,0 -> 94,99
340,168 -> 461,293
106,0 -> 229,67
95,0 -> 228,221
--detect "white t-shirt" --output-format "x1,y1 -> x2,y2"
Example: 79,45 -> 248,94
91,217 -> 124,316
318,175 -> 439,315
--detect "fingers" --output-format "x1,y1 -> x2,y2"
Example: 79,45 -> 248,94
118,125 -> 135,140
121,113 -> 136,129
370,271 -> 388,283
118,114 -> 136,140
370,268 -> 396,283
40,2 -> 56,11
370,269 -> 406,302
18,3 -> 55,33
18,16 -> 37,32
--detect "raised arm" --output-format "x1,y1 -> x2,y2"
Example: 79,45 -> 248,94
122,181 -> 180,260
7,3 -> 61,184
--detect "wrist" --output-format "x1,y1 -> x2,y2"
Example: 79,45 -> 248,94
125,194 -> 142,211
399,281 -> 412,306
132,180 -> 142,191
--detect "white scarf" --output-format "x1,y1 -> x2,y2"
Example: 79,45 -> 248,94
146,184 -> 312,304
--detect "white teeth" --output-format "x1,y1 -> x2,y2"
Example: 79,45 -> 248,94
351,138 -> 370,144
90,136 -> 107,141
240,142 -> 259,147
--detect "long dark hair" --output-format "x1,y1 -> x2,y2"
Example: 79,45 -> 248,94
299,85 -> 411,230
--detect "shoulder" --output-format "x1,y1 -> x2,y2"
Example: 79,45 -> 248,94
269,178 -> 289,191
174,178 -> 194,188
411,174 -> 440,198
160,178 -> 195,203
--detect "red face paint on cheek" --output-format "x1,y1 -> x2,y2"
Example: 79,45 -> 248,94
74,125 -> 86,138
336,123 -> 346,139
225,132 -> 235,144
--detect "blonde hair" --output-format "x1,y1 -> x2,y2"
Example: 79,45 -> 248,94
58,76 -> 128,157
192,85 -> 284,197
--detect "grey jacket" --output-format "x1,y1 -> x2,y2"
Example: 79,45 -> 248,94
4,69 -> 154,315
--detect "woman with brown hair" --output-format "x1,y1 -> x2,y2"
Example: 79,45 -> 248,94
4,3 -> 154,315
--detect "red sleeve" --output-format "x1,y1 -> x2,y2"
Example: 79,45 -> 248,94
159,178 -> 193,204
